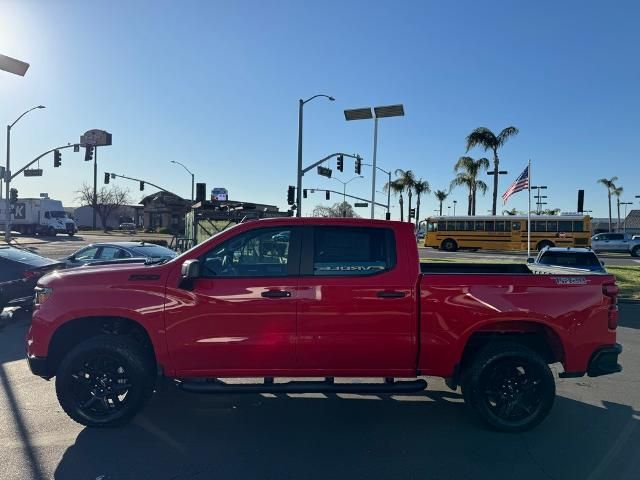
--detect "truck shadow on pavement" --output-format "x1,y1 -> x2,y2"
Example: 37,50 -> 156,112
52,384 -> 640,480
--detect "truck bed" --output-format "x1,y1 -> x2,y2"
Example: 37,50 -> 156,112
421,262 -> 531,274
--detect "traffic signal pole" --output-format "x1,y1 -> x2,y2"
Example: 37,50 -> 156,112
3,142 -> 78,242
107,173 -> 177,197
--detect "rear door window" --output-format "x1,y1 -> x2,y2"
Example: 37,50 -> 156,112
312,227 -> 395,276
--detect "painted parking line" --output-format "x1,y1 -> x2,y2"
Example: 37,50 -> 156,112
634,260 -> 640,264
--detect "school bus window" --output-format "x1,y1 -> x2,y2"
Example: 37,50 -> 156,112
533,221 -> 546,232
512,222 -> 521,231
496,221 -> 506,232
454,221 -> 464,230
572,221 -> 583,232
485,221 -> 495,231
475,221 -> 485,231
558,220 -> 572,232
465,221 -> 474,231
437,221 -> 446,231
547,221 -> 558,232
428,221 -> 438,232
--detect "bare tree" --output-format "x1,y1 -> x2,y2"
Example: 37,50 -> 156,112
76,183 -> 131,231
312,202 -> 360,218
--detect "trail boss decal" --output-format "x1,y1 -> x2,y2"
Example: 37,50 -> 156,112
314,262 -> 387,275
553,276 -> 588,285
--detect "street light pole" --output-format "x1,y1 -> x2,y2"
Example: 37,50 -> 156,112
487,170 -> 509,215
296,94 -> 334,217
331,176 -> 363,217
453,200 -> 457,216
621,202 -> 633,233
4,105 -> 45,242
345,105 -> 404,219
171,161 -> 195,202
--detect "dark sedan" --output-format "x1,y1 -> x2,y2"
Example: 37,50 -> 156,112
0,246 -> 64,312
63,241 -> 177,268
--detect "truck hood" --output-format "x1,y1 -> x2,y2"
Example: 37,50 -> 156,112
38,262 -> 167,288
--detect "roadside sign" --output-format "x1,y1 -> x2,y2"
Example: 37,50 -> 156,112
354,202 -> 369,207
80,129 -> 112,146
317,166 -> 332,178
24,169 -> 43,177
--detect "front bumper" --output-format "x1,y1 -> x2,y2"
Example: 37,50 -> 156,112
27,354 -> 50,379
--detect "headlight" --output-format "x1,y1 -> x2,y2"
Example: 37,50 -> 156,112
34,287 -> 53,306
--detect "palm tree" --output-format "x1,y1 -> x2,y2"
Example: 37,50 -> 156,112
453,156 -> 489,215
384,178 -> 406,221
395,169 -> 417,223
434,190 -> 448,216
450,172 -> 473,215
613,185 -> 623,232
466,126 -> 519,215
597,176 -> 619,232
413,179 -> 430,229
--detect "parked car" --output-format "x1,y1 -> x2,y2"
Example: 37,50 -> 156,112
62,242 -> 177,268
28,218 -> 621,431
527,247 -> 606,272
591,233 -> 640,257
0,246 -> 64,312
119,222 -> 137,232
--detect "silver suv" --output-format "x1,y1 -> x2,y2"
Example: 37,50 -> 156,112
591,233 -> 640,257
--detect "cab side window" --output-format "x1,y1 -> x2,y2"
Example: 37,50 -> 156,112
200,228 -> 293,278
312,227 -> 395,276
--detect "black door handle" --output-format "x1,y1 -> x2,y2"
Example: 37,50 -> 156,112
377,290 -> 406,298
261,290 -> 292,298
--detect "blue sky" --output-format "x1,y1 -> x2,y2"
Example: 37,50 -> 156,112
1,0 -> 639,219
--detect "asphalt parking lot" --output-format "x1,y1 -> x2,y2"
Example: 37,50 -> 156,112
0,305 -> 638,480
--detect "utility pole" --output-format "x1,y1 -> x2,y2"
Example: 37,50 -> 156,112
92,147 -> 98,229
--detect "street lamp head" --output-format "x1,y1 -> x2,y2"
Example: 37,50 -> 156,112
37,105 -> 45,109
328,96 -> 335,101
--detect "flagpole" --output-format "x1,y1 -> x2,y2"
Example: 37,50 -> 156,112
527,159 -> 531,257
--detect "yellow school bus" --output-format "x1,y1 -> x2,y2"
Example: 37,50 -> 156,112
424,215 -> 591,252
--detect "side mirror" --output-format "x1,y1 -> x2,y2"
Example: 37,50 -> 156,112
526,257 -> 534,264
181,259 -> 200,279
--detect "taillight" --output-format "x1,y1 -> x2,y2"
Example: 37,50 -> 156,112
603,282 -> 619,330
23,270 -> 43,280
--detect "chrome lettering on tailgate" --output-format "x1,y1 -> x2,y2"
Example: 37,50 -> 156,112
553,276 -> 588,285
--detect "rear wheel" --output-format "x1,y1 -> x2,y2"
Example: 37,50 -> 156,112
631,246 -> 640,257
55,335 -> 155,428
461,342 -> 555,432
536,240 -> 554,251
441,238 -> 458,252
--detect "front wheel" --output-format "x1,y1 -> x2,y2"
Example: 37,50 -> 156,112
48,227 -> 57,237
55,335 -> 155,428
441,238 -> 458,252
631,246 -> 640,257
461,342 -> 555,432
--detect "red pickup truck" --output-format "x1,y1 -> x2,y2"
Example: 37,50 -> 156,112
26,218 -> 622,431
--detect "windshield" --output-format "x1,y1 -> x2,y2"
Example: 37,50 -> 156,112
539,252 -> 601,267
130,245 -> 177,258
50,211 -> 67,218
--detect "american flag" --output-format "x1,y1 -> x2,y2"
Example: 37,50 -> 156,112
502,165 -> 529,204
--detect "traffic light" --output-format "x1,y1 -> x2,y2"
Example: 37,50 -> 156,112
303,189 -> 308,199
104,172 -> 110,184
325,191 -> 330,200
355,156 -> 362,175
287,185 -> 295,205
337,155 -> 344,172
9,188 -> 18,204
409,208 -> 416,219
53,149 -> 62,168
84,145 -> 94,162
73,144 -> 80,153
139,181 -> 145,191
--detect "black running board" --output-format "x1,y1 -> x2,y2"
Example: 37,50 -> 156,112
179,378 -> 427,394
